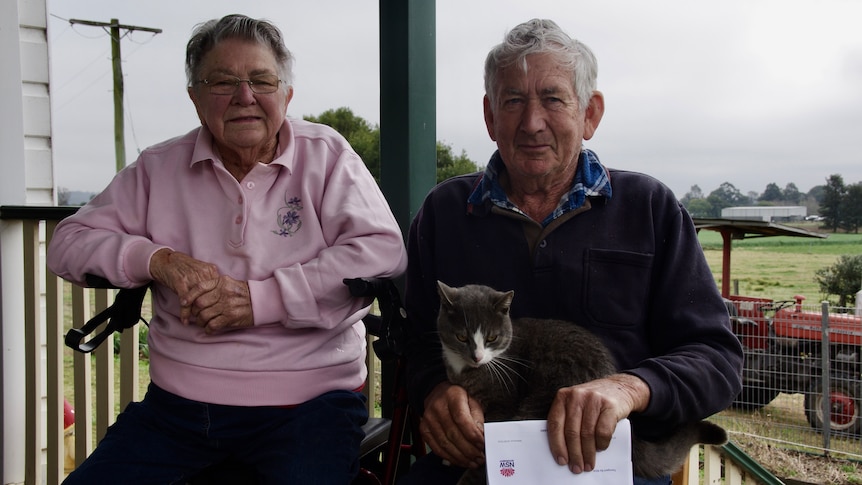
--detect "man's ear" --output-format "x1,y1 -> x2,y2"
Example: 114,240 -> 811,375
483,95 -> 497,142
582,91 -> 605,141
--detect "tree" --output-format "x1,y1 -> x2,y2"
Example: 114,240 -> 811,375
820,174 -> 845,231
57,186 -> 71,205
436,142 -> 480,183
782,183 -> 802,205
706,182 -> 750,215
679,184 -> 703,207
840,183 -> 862,233
759,183 -> 783,202
305,107 -> 479,184
807,185 -> 825,206
686,198 -> 714,218
349,128 -> 380,181
680,184 -> 713,215
815,254 -> 862,307
304,107 -> 381,180
804,185 -> 825,216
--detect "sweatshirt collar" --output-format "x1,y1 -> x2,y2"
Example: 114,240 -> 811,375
467,148 -> 612,225
189,121 -> 293,171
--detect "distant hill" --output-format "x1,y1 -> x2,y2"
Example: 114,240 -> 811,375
67,191 -> 96,205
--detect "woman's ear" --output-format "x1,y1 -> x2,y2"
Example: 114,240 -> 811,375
187,87 -> 206,126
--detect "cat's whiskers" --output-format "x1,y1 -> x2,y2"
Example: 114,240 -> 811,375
495,355 -> 531,376
483,359 -> 517,393
479,354 -> 531,395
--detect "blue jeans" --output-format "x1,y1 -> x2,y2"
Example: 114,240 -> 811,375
397,453 -> 672,485
63,383 -> 368,484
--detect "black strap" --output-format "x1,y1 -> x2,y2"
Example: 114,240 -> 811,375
343,277 -> 406,361
64,277 -> 149,353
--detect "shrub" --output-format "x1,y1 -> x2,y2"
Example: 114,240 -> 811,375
815,254 -> 862,306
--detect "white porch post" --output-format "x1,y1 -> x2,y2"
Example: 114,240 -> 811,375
1,0 -> 30,483
1,0 -> 53,483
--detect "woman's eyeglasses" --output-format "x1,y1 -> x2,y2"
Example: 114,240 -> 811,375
195,74 -> 283,95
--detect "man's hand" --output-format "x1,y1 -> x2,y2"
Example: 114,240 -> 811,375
420,382 -> 486,468
546,373 -> 650,474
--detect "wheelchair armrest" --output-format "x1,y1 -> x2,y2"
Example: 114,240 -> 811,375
359,417 -> 392,458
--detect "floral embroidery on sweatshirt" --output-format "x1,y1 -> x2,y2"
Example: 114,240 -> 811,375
273,195 -> 303,237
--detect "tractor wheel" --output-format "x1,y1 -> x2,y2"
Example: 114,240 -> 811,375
804,377 -> 862,437
732,385 -> 780,411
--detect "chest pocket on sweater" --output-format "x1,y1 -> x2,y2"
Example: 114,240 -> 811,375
584,248 -> 653,327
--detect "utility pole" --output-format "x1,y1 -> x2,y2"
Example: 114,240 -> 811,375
68,19 -> 161,173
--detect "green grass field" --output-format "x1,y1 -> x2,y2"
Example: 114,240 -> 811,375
698,228 -> 862,304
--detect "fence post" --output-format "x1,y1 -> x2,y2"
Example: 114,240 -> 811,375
855,288 -> 861,317
820,301 -> 831,453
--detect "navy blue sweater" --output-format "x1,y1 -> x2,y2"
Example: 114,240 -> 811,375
403,168 -> 743,439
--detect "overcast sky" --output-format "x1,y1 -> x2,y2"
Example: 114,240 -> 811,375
47,0 -> 862,199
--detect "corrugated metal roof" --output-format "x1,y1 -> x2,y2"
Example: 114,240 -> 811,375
693,217 -> 828,240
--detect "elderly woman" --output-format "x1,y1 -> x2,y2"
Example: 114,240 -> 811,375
49,14 -> 406,484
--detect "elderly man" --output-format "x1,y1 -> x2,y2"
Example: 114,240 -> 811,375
400,18 -> 742,485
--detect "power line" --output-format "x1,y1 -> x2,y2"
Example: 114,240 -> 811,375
67,18 -> 162,173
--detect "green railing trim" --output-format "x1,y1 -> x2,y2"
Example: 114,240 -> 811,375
721,441 -> 786,485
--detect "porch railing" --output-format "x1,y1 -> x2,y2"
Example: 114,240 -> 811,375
3,205 -> 142,485
673,442 -> 786,485
2,205 -> 782,485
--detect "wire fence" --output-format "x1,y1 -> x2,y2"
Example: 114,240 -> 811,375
714,297 -> 862,461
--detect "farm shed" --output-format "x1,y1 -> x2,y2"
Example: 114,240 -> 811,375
721,206 -> 807,222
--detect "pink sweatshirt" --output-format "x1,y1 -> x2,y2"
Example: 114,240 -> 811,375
48,119 -> 407,406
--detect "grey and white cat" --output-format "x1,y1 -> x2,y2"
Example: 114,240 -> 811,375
436,281 -> 727,484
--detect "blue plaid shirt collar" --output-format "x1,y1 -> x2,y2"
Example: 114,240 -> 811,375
466,148 -> 612,226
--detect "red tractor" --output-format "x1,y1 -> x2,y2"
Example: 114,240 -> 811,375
693,218 -> 859,436
727,295 -> 862,436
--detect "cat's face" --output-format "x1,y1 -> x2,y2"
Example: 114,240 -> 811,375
436,281 -> 515,375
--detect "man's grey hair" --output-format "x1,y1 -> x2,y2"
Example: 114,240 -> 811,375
185,14 -> 294,91
484,19 -> 598,111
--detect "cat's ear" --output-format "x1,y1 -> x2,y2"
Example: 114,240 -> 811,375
496,290 -> 514,315
437,280 -> 455,307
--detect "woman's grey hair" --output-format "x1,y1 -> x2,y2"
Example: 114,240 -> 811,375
484,19 -> 598,112
185,14 -> 294,90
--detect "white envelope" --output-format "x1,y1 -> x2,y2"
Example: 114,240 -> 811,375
483,419 -> 633,484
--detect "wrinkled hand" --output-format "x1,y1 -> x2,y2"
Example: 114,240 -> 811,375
149,249 -> 220,306
420,382 -> 486,468
182,274 -> 253,334
149,249 -> 253,333
546,374 -> 650,474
